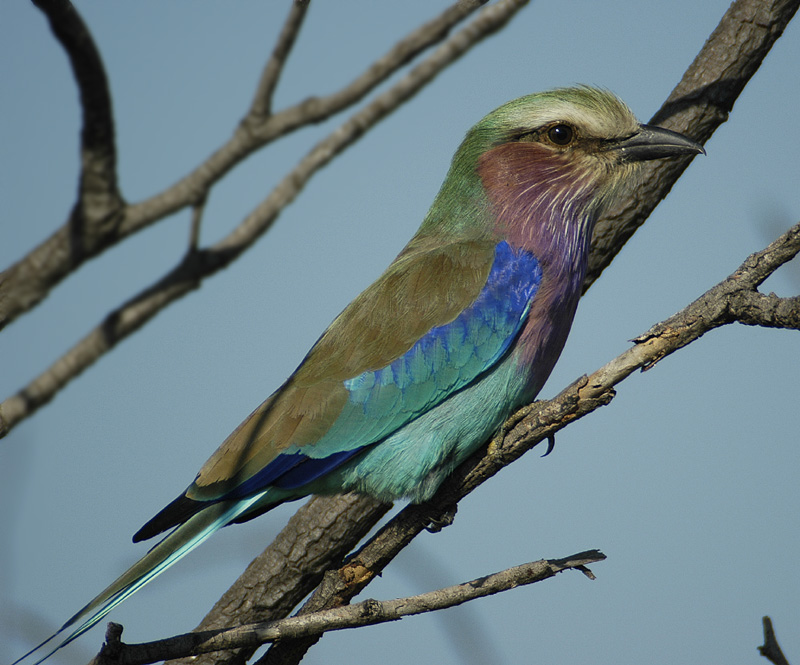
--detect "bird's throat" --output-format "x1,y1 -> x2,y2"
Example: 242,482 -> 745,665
477,142 -> 601,292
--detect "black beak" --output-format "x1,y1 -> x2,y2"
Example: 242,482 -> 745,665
611,124 -> 705,163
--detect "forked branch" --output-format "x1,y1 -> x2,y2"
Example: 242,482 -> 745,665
0,0 -> 529,438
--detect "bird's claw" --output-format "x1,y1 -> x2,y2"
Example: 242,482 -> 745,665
425,506 -> 457,532
541,434 -> 555,457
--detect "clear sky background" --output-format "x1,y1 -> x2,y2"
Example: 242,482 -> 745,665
2,2 -> 799,664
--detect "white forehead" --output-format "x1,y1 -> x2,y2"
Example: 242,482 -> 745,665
488,87 -> 640,139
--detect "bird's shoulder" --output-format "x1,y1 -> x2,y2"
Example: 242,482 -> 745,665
297,236 -> 500,384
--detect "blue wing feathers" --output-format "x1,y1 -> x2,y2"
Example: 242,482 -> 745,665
236,241 -> 541,495
189,241 -> 544,504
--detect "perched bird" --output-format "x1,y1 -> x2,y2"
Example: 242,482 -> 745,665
18,86 -> 703,663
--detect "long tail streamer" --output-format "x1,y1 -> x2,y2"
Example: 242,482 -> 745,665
13,491 -> 268,665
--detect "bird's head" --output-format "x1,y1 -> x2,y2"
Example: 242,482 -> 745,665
433,86 -> 703,253
418,86 -> 703,286
478,86 -> 703,240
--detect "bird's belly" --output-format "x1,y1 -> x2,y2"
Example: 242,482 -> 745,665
308,348 -> 535,503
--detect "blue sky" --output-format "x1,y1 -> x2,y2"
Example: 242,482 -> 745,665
2,2 -> 799,664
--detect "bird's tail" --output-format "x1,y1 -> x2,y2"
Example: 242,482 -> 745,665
13,491 -> 269,665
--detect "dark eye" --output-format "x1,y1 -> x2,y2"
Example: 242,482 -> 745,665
547,124 -> 574,146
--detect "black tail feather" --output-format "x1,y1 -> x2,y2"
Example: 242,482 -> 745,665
132,493 -> 206,542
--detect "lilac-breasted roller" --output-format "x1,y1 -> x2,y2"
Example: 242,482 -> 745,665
18,86 -> 703,663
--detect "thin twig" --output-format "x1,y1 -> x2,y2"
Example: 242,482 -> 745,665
759,616 -> 791,665
248,0 -> 312,120
88,551 -> 605,665
187,195 -> 207,254
120,0 -> 495,238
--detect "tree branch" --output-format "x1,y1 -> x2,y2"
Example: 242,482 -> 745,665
163,494 -> 390,665
118,0 -> 500,237
584,0 -> 800,291
0,0 -> 529,439
728,291 -> 800,330
0,0 -> 494,335
248,0 -> 311,120
759,616 -> 792,665
88,551 -> 604,665
0,0 -> 124,331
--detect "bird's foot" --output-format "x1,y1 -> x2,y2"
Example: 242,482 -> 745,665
425,505 -> 457,533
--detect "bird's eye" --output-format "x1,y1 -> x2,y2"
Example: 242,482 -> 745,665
547,124 -> 574,146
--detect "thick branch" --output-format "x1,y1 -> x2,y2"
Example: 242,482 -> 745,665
584,0 -> 800,291
90,551 -> 604,665
32,0 -> 121,211
0,0 -> 529,439
162,495 -> 389,665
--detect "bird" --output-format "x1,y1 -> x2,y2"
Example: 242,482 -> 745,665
17,86 -> 703,664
